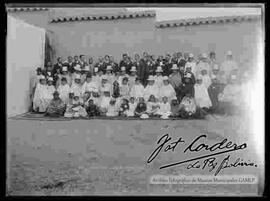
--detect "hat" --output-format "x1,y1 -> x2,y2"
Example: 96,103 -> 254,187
185,73 -> 192,78
231,74 -> 237,80
121,66 -> 126,71
130,66 -> 137,72
36,67 -> 42,72
53,90 -> 59,95
156,66 -> 163,72
102,75 -> 108,80
48,77 -> 53,81
213,64 -> 219,70
94,67 -> 99,73
163,76 -> 169,80
39,75 -> 45,80
197,74 -> 203,80
62,66 -> 68,72
74,64 -> 81,71
201,53 -> 208,58
75,74 -> 81,80
211,74 -> 217,79
189,53 -> 194,58
140,114 -> 149,119
147,75 -> 155,81
172,64 -> 178,70
227,50 -> 233,56
106,65 -> 113,71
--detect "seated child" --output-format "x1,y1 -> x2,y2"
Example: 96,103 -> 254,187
66,95 -> 88,118
46,91 -> 66,117
134,97 -> 148,118
146,95 -> 160,116
100,91 -> 111,116
106,99 -> 119,117
179,93 -> 204,119
64,91 -> 75,118
86,99 -> 100,117
170,99 -> 181,117
82,91 -> 91,108
156,96 -> 171,119
91,90 -> 101,107
126,97 -> 137,117
119,98 -> 129,117
112,80 -> 120,99
119,77 -> 130,99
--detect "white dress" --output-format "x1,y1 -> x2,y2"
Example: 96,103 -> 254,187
82,81 -> 99,93
159,84 -> 177,102
194,83 -> 212,108
156,102 -> 171,118
46,85 -> 56,100
57,84 -> 70,104
126,102 -> 136,117
100,97 -> 111,110
70,83 -> 84,97
33,83 -> 52,112
130,84 -> 145,100
154,75 -> 164,88
202,74 -> 212,89
100,83 -> 112,95
143,84 -> 159,101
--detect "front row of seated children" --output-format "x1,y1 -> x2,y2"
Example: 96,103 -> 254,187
47,89 -> 206,119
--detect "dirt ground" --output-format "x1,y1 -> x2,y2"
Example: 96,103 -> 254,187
7,114 -> 263,196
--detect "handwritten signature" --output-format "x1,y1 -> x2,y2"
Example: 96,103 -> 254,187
147,134 -> 257,175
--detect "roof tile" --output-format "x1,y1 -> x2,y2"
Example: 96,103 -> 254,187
156,14 -> 260,28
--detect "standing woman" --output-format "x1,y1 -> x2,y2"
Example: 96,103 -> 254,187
33,75 -> 50,113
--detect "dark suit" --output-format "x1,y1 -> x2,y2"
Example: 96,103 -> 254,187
136,59 -> 148,86
53,62 -> 63,74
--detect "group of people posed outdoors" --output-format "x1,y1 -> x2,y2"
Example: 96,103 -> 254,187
30,50 -> 249,119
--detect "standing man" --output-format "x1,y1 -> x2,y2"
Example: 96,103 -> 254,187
163,53 -> 173,76
169,64 -> 182,101
136,53 -> 148,87
73,55 -> 80,68
79,55 -> 88,70
63,56 -> 74,73
209,51 -> 218,71
176,52 -> 186,68
109,55 -> 119,74
53,57 -> 63,75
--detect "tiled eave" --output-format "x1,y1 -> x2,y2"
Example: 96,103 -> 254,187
50,10 -> 156,23
155,15 -> 261,28
7,7 -> 49,12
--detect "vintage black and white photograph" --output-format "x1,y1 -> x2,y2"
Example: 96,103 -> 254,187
6,4 -> 265,196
